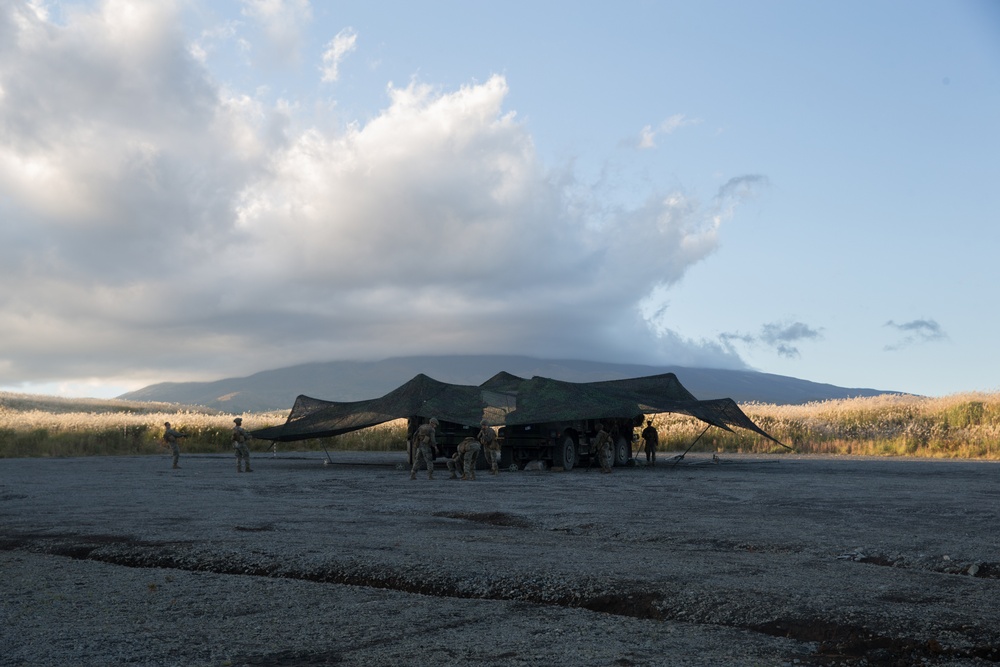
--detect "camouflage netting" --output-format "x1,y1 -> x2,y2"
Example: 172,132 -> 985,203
252,372 -> 786,447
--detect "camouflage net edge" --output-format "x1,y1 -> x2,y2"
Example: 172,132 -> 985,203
252,372 -> 786,447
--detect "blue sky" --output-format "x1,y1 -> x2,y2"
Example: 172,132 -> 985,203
1,0 -> 998,399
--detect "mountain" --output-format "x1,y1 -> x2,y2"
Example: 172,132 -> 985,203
117,355 -> 901,413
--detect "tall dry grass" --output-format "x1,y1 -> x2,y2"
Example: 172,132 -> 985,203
0,390 -> 409,458
2,390 -> 999,460
651,392 -> 1000,459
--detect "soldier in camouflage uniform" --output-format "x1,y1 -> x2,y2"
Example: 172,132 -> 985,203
409,418 -> 439,480
457,436 -> 481,481
162,422 -> 187,469
477,419 -> 500,475
232,417 -> 252,473
594,423 -> 613,474
641,419 -> 659,466
446,451 -> 463,479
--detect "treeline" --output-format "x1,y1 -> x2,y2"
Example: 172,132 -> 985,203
1,391 -> 998,459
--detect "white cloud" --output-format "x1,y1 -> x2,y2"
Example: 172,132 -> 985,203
659,114 -> 691,134
321,27 -> 357,82
636,114 -> 698,149
639,124 -> 656,149
190,20 -> 241,64
0,0 -> 758,392
240,0 -> 312,66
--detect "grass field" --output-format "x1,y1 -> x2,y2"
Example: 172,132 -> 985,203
721,392 -> 1000,458
2,391 -> 998,459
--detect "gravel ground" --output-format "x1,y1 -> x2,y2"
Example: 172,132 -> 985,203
1,450 -> 999,667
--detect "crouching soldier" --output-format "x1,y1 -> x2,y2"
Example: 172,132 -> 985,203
594,423 -> 613,474
233,417 -> 252,473
410,418 -> 439,480
477,419 -> 500,475
457,436 -> 481,481
446,451 -> 462,479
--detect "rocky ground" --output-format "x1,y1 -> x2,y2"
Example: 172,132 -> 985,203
1,450 -> 999,666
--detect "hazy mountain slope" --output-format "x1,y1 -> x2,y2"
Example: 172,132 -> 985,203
118,355 -> 899,413
0,392 -> 218,415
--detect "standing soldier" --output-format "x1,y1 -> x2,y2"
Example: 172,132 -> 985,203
409,418 -> 439,480
457,436 -> 481,481
641,418 -> 659,466
162,422 -> 187,469
477,419 -> 500,475
594,423 -> 613,474
232,417 -> 252,473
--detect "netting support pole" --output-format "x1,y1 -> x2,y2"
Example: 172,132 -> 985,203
672,424 -> 712,467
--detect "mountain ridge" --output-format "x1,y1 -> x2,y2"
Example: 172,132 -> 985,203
117,355 -> 901,413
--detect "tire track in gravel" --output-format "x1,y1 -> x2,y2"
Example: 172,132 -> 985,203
3,529 -> 999,666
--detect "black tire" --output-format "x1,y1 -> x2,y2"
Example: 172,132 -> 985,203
614,436 -> 629,467
553,436 -> 576,471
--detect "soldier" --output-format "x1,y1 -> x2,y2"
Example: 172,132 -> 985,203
162,422 -> 187,469
641,418 -> 659,466
446,451 -> 463,479
477,419 -> 500,475
232,417 -> 252,473
457,436 -> 481,481
594,423 -> 613,474
409,418 -> 439,480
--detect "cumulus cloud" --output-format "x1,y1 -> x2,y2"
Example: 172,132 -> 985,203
721,321 -> 822,359
0,0 -> 760,391
884,319 -> 947,351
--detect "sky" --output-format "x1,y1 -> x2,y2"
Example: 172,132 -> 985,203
1,0 -> 998,400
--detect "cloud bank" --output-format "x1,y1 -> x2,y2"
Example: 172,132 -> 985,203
0,0 -> 758,392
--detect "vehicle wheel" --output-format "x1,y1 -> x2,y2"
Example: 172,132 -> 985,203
614,436 -> 629,467
554,436 -> 575,471
498,447 -> 513,470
